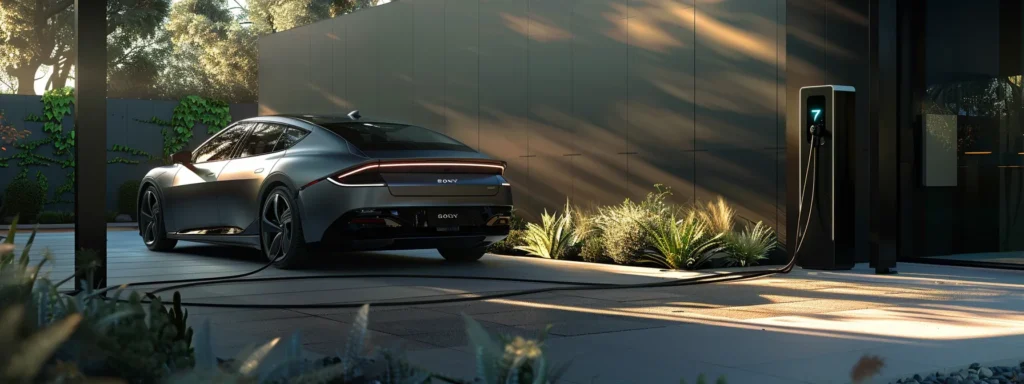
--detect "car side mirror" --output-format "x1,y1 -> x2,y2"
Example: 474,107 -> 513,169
171,150 -> 192,165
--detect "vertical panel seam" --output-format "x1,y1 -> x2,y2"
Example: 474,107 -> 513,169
526,0 -> 532,204
776,0 -> 781,233
571,1 -> 576,201
444,0 -> 448,133
477,0 -> 481,151
693,1 -> 698,204
625,4 -> 631,198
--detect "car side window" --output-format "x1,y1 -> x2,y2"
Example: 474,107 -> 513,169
237,123 -> 287,158
272,127 -> 310,152
193,123 -> 251,163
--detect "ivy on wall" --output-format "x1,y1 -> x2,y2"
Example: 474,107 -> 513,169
139,95 -> 232,158
0,87 -> 77,204
0,90 -> 232,208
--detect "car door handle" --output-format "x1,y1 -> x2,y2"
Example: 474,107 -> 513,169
254,168 -> 264,174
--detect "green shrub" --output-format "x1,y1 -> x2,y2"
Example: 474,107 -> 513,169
591,184 -> 681,265
579,233 -> 607,263
38,211 -> 74,224
2,177 -> 45,222
488,229 -> 526,255
516,201 -> 588,260
722,221 -> 777,267
118,180 -> 141,220
642,211 -> 723,270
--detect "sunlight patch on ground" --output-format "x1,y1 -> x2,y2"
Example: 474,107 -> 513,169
747,305 -> 1024,341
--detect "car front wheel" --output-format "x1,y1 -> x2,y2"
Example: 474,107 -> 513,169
139,187 -> 177,252
261,187 -> 309,269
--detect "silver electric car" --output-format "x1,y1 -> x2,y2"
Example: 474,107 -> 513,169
137,113 -> 514,268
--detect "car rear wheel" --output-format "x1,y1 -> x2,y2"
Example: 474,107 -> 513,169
261,187 -> 309,269
437,246 -> 487,262
139,187 -> 177,252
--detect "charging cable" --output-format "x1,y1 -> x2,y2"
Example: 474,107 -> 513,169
73,138 -> 822,309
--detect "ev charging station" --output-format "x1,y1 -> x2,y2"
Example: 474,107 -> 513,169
795,85 -> 857,271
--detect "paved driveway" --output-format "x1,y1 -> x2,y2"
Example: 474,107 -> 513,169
12,231 -> 1024,383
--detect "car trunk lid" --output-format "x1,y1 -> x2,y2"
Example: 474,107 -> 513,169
375,158 -> 506,197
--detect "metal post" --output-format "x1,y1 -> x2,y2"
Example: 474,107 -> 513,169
74,0 -> 107,289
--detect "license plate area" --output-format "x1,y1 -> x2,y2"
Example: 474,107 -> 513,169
425,208 -> 480,227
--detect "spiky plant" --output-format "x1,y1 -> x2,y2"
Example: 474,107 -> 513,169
642,211 -> 723,270
516,200 -> 587,260
168,304 -> 434,384
463,315 -> 569,384
721,221 -> 777,267
698,196 -> 736,235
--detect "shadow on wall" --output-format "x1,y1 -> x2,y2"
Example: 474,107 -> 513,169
259,0 -> 813,230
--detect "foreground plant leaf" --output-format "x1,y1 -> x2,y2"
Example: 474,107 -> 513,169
4,309 -> 83,380
850,354 -> 885,383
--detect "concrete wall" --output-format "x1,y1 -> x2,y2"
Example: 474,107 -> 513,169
258,0 -> 787,235
0,95 -> 258,214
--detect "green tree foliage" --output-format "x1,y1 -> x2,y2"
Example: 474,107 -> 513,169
161,0 -> 259,102
161,0 -> 383,103
0,0 -> 171,95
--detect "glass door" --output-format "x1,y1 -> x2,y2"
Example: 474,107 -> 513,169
917,0 -> 1024,265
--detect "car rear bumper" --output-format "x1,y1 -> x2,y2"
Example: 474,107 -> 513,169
296,180 -> 514,247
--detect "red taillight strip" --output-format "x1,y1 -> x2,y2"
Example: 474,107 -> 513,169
327,178 -> 386,187
337,164 -> 380,179
377,162 -> 505,172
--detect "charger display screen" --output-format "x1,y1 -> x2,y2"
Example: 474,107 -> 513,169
806,95 -> 826,144
807,95 -> 825,127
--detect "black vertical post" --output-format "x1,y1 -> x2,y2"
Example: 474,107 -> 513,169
870,0 -> 899,273
74,0 -> 107,289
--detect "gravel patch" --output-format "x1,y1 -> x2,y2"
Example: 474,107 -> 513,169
889,362 -> 1024,384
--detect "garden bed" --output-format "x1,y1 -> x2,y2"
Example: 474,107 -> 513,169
486,184 -> 785,272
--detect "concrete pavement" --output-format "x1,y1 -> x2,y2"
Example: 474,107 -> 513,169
12,231 -> 1024,383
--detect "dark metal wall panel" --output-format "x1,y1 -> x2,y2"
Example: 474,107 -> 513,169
697,149 -> 779,227
479,0 -> 530,216
377,3 -> 416,123
258,30 -> 309,115
345,9 -> 379,115
625,1 -> 696,206
693,0 -> 783,234
309,20 -> 339,114
571,0 -> 629,210
257,0 -> 787,221
524,0 -> 574,218
443,0 -> 480,150
785,0 -> 871,260
694,0 -> 780,151
412,0 -> 447,133
331,19 -> 351,111
785,0 -> 824,250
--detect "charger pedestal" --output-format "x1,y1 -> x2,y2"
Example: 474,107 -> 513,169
796,85 -> 857,271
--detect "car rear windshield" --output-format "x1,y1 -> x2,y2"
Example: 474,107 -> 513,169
319,122 -> 475,152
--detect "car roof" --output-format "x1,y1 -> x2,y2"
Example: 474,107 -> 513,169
268,114 -> 401,126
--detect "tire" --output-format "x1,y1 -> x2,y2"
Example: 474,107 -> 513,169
139,187 -> 177,252
260,186 -> 309,269
437,246 -> 487,262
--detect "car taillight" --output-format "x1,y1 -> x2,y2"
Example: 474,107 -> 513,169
328,164 -> 387,187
